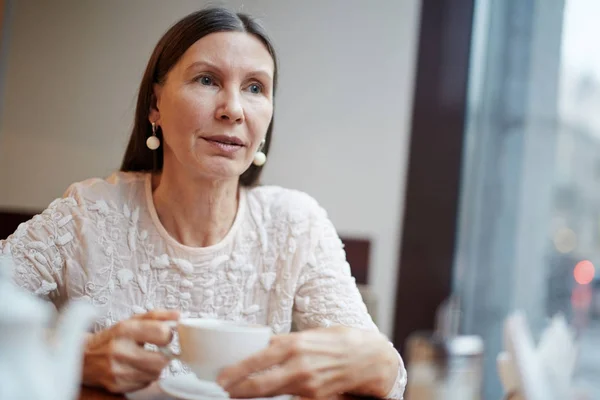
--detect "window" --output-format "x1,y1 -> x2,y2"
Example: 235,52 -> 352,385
455,0 -> 600,397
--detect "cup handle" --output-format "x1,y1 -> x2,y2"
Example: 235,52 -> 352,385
157,320 -> 180,360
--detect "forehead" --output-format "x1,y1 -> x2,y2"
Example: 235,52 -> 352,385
177,31 -> 275,77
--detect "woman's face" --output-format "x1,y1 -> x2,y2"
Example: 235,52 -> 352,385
150,31 -> 274,181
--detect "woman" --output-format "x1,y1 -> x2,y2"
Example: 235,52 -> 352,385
0,7 -> 406,399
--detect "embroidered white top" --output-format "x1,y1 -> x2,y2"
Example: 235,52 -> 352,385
0,171 -> 406,399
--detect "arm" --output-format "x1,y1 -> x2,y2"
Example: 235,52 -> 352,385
0,196 -> 80,307
218,203 -> 407,400
0,192 -> 178,393
292,208 -> 407,399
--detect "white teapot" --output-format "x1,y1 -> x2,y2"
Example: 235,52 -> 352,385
0,256 -> 97,400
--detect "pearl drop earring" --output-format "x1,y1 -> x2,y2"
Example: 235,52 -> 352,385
253,140 -> 267,166
146,122 -> 160,150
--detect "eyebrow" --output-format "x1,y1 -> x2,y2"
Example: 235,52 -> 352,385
184,60 -> 273,81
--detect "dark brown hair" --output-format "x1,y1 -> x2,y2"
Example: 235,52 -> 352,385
120,7 -> 278,187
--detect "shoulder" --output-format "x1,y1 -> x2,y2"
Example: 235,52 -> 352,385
61,171 -> 147,211
4,173 -> 144,249
246,185 -> 327,223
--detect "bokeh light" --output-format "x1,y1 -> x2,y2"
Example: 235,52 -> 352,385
574,260 -> 595,285
554,227 -> 577,253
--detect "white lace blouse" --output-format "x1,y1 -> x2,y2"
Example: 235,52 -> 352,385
0,171 -> 406,399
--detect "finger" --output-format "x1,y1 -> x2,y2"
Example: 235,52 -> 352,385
227,360 -> 346,400
115,320 -> 174,346
294,373 -> 350,399
217,336 -> 294,389
105,361 -> 160,393
271,351 -> 353,399
225,366 -> 293,398
278,368 -> 349,399
133,309 -> 180,321
114,340 -> 171,376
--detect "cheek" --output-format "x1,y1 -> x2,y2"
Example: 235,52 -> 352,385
249,103 -> 274,135
164,93 -> 213,132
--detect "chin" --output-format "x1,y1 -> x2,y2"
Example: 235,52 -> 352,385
195,159 -> 248,181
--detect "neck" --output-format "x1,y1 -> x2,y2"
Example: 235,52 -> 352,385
151,164 -> 240,248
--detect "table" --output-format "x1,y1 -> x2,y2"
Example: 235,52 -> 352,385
79,386 -> 125,400
78,386 -> 370,400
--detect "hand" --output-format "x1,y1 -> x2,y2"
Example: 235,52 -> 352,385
81,309 -> 179,393
217,326 -> 398,399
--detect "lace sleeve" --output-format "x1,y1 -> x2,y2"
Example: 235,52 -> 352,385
292,207 -> 407,399
0,196 -> 80,307
292,208 -> 376,330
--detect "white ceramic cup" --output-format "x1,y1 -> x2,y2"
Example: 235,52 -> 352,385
160,318 -> 272,382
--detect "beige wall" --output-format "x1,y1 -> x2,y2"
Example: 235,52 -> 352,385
0,0 -> 421,336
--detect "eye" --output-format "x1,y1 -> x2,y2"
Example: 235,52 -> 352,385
247,82 -> 263,94
196,75 -> 215,86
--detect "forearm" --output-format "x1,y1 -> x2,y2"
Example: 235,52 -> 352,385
349,342 -> 404,399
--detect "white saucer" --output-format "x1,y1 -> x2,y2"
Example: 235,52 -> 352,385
158,374 -> 230,400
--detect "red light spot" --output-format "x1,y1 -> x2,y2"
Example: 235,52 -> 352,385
574,260 -> 595,285
571,284 -> 593,309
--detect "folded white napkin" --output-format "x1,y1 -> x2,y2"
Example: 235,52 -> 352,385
498,312 -> 580,400
537,314 -> 578,399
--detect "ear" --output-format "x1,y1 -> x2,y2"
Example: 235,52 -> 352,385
149,83 -> 163,123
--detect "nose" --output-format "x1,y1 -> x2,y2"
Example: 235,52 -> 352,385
216,89 -> 244,124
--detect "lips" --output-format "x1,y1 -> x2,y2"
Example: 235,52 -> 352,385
203,135 -> 244,146
202,135 -> 245,154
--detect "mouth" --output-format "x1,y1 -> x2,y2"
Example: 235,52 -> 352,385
203,135 -> 245,147
202,135 -> 245,154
